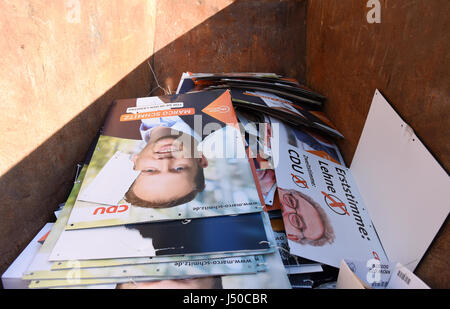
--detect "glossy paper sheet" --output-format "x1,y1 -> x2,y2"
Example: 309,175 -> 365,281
50,212 -> 271,261
24,255 -> 264,280
51,212 -> 276,270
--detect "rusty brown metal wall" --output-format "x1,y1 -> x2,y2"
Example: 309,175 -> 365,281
306,0 -> 449,288
0,0 -> 156,284
151,0 -> 307,95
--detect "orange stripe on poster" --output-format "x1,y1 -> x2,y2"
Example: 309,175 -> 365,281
306,150 -> 340,165
120,108 -> 195,122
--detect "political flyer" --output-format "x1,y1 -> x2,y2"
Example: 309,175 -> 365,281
66,90 -> 264,229
271,121 -> 387,268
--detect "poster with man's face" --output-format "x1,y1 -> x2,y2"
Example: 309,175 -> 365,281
66,90 -> 265,229
24,167 -> 277,288
272,121 -> 387,268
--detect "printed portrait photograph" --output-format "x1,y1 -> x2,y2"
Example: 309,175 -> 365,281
69,131 -> 261,227
278,188 -> 335,247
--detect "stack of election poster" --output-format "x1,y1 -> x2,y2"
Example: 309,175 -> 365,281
5,75 -> 446,290
175,73 -> 347,288
21,88 -> 292,289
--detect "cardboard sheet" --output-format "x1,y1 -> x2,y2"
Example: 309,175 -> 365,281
350,90 -> 450,271
336,259 -> 430,289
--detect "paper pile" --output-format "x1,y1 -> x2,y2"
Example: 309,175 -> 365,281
15,78 -> 301,289
4,73 -> 447,289
176,72 -> 348,288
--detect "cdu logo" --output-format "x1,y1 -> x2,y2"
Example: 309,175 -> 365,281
291,173 -> 308,189
321,191 -> 349,216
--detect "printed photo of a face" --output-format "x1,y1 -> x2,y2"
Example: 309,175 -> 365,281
256,169 -> 276,197
278,188 -> 335,246
116,276 -> 223,289
125,127 -> 208,208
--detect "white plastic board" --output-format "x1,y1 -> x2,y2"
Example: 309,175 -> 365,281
350,90 -> 450,271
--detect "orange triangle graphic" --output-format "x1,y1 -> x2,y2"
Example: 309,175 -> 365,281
307,150 -> 341,165
201,91 -> 238,126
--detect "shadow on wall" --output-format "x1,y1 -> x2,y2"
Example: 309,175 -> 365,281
0,0 -> 307,285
